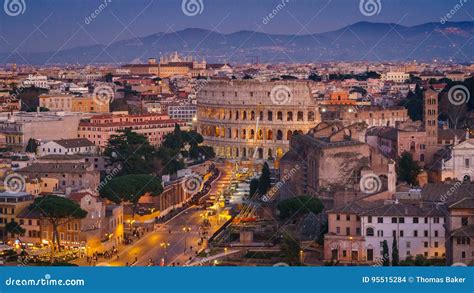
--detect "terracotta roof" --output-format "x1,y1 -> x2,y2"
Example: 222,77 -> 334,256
69,191 -> 102,202
19,163 -> 93,174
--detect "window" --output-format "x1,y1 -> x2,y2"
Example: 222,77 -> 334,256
346,227 -> 350,235
413,217 -> 419,224
366,227 -> 375,236
346,214 -> 350,221
461,217 -> 468,226
434,230 -> 439,237
336,227 -> 340,234
414,230 -> 418,237
336,214 -> 340,221
377,230 -> 384,237
400,230 -> 404,237
433,217 -> 440,224
399,217 -> 405,224
368,216 -> 372,223
434,241 -> 438,248
424,241 -> 428,248
424,230 -> 429,237
465,158 -> 470,168
377,217 -> 383,223
406,241 -> 411,248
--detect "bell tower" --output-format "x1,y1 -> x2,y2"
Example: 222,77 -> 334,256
423,88 -> 439,164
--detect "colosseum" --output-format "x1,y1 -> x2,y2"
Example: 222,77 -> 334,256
197,80 -> 320,160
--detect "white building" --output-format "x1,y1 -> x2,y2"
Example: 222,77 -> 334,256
381,72 -> 410,83
437,137 -> 474,182
360,202 -> 446,261
38,138 -> 98,157
167,104 -> 197,123
23,74 -> 51,89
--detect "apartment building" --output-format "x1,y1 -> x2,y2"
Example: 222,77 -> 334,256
37,138 -> 98,157
77,113 -> 187,149
0,112 -> 81,151
324,200 -> 446,264
0,192 -> 33,240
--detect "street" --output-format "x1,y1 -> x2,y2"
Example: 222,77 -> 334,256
98,162 -> 233,267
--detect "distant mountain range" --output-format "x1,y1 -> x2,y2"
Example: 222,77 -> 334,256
2,21 -> 474,65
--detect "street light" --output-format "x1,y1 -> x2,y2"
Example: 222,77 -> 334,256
182,227 -> 191,252
160,241 -> 170,266
349,236 -> 353,266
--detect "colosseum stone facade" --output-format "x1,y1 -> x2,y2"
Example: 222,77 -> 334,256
197,80 -> 320,160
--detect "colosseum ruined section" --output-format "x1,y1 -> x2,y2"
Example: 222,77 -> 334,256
197,80 -> 320,160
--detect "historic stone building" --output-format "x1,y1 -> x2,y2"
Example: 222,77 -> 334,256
197,80 -> 320,160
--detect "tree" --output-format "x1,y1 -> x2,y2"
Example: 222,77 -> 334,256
397,151 -> 421,186
280,232 -> 301,265
308,73 -> 321,82
25,138 -> 39,153
29,196 -> 87,254
382,240 -> 390,266
392,236 -> 399,266
99,174 -> 163,215
249,178 -> 259,197
105,72 -> 113,82
399,84 -> 424,121
4,221 -> 25,240
257,162 -> 271,196
104,128 -> 155,175
277,196 -> 324,220
280,75 -> 298,80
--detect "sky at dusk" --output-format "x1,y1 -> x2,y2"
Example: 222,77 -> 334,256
0,0 -> 473,53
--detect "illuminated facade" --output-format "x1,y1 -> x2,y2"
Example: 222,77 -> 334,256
197,80 -> 320,160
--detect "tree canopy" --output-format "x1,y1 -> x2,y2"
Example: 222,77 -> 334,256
277,195 -> 324,220
104,128 -> 155,175
29,195 -> 87,253
5,221 -> 25,239
397,151 -> 421,186
99,174 -> 163,206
